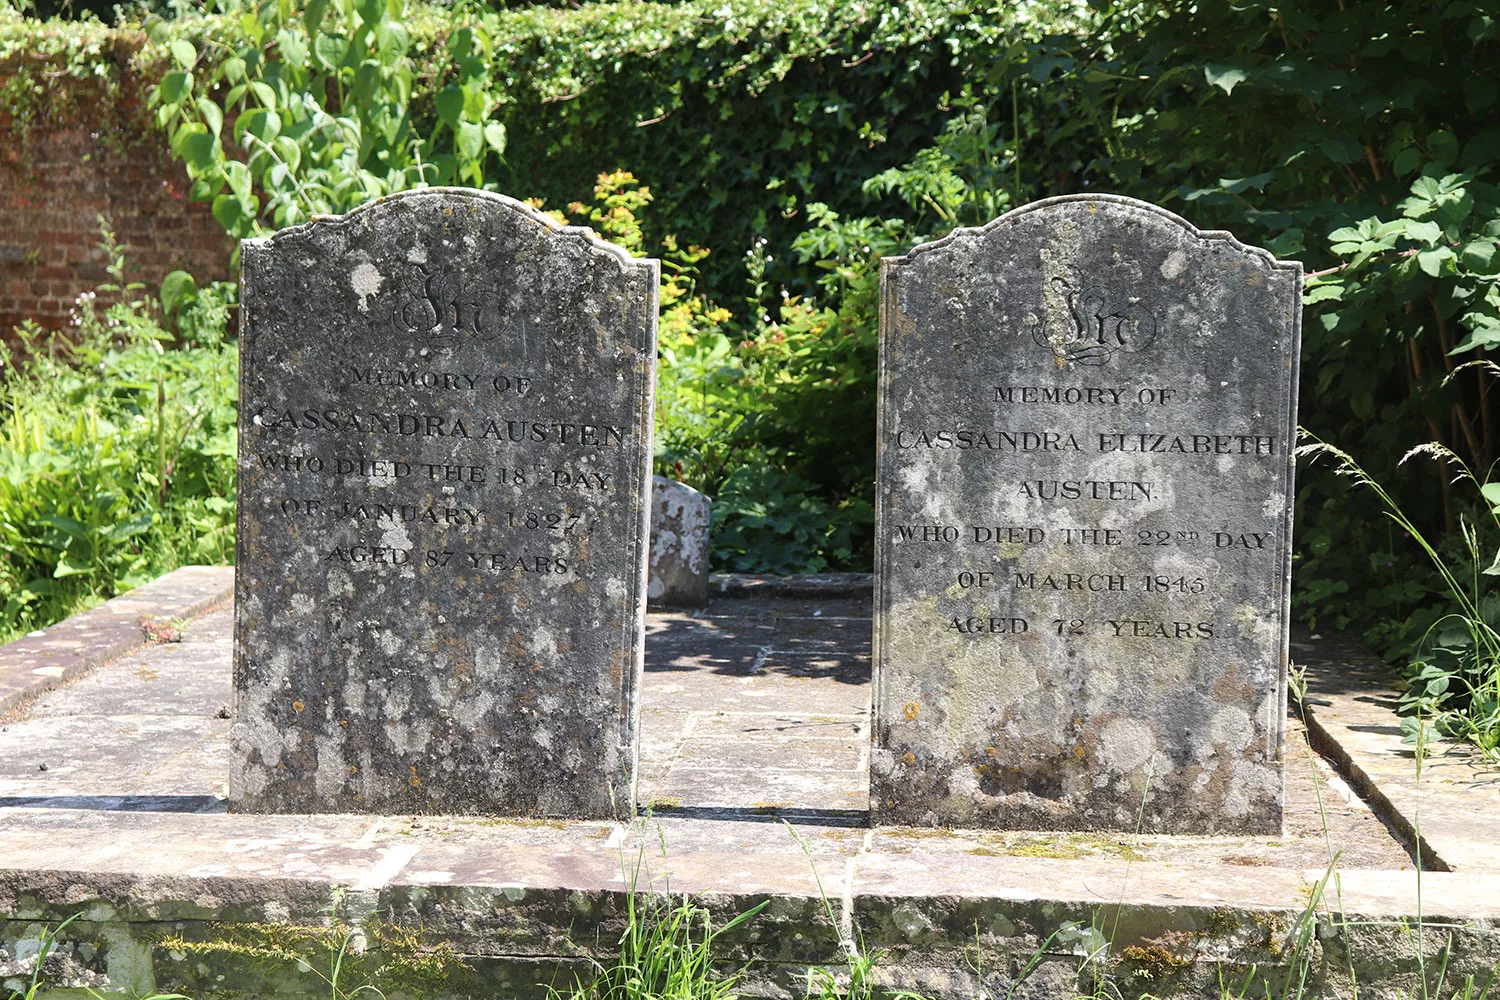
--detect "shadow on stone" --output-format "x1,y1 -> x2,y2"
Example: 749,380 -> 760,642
0,794 -> 224,812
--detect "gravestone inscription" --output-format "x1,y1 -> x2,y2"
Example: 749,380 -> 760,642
873,195 -> 1301,834
230,189 -> 658,818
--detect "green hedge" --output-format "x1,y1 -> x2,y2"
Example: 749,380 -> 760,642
484,0 -> 1095,302
5,0 -> 1500,679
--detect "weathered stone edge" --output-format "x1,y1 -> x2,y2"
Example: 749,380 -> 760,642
1294,626 -> 1500,873
0,565 -> 235,717
245,186 -> 657,275
707,572 -> 874,598
886,192 -> 1304,274
4,860 -> 1499,1000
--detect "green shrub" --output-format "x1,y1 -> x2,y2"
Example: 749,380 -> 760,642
711,463 -> 867,575
0,234 -> 236,644
13,0 -> 1500,654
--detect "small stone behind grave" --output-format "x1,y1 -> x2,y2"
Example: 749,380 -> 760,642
873,195 -> 1301,834
231,189 -> 658,819
648,476 -> 711,607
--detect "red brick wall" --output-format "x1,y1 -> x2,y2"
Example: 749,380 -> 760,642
0,78 -> 235,337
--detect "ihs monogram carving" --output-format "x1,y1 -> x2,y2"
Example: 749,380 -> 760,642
1031,275 -> 1159,366
389,265 -> 546,361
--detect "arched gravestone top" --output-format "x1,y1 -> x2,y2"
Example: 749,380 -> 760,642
231,187 -> 658,819
874,194 -> 1302,835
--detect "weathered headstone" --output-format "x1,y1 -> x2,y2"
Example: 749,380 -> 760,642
873,194 -> 1301,834
230,189 -> 658,818
647,476 -> 711,607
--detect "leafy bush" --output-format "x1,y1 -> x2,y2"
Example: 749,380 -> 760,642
0,232 -> 236,644
13,0 -> 1500,666
711,463 -> 866,575
148,0 -> 506,239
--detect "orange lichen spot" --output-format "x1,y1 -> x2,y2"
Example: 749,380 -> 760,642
903,702 -> 919,720
292,701 -> 305,713
902,752 -> 916,766
1074,744 -> 1087,759
408,767 -> 422,788
349,766 -> 359,775
986,746 -> 998,758
339,719 -> 349,728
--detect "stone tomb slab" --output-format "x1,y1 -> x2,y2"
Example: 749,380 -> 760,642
232,189 -> 658,818
873,194 -> 1302,834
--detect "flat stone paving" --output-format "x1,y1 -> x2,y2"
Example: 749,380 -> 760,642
2,567 -> 1499,999
0,586 -> 1407,871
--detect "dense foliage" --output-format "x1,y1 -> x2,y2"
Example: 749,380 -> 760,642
0,228 -> 236,643
4,0 -> 1500,745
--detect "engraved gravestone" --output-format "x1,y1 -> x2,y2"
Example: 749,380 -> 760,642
873,194 -> 1301,834
230,188 -> 658,819
647,476 -> 711,607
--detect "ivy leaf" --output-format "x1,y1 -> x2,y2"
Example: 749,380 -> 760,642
448,26 -> 474,60
170,120 -> 204,158
1203,64 -> 1248,95
239,11 -> 264,45
196,97 -> 223,138
235,108 -> 282,145
313,33 -> 346,71
221,56 -> 247,85
376,21 -> 410,59
484,121 -> 506,154
456,121 -> 484,160
305,0 -> 329,33
250,109 -> 282,144
170,39 -> 197,70
273,135 -> 302,172
160,271 -> 197,315
181,130 -> 218,171
277,29 -> 310,70
188,176 -> 217,202
225,160 -> 253,202
249,81 -> 277,108
161,70 -> 193,105
352,62 -> 380,105
356,0 -> 385,29
462,83 -> 487,121
435,85 -> 463,127
212,194 -> 245,233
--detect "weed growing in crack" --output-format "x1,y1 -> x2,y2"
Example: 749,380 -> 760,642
547,816 -> 767,1000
